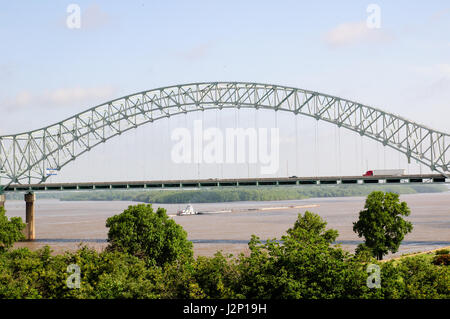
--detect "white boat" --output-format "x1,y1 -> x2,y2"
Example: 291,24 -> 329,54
177,204 -> 198,216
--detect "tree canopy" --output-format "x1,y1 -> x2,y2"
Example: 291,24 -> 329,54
0,207 -> 25,252
286,210 -> 339,244
105,204 -> 193,266
235,211 -> 372,298
353,191 -> 413,260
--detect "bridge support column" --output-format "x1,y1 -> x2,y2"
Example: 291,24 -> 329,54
24,192 -> 36,241
0,194 -> 5,209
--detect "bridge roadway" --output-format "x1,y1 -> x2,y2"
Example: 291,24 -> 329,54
3,174 -> 449,192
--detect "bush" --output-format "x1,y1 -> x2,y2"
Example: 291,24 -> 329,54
395,255 -> 449,298
0,207 -> 26,251
433,254 -> 450,266
354,244 -> 376,262
435,249 -> 450,255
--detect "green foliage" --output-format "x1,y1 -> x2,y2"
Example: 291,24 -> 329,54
0,203 -> 448,299
368,254 -> 449,299
0,207 -> 25,251
435,249 -> 450,255
286,211 -> 339,244
433,254 -> 450,266
192,252 -> 240,299
76,248 -> 164,299
354,244 -> 376,262
105,204 -> 193,267
353,191 -> 413,260
0,244 -> 168,299
234,212 -> 374,299
0,246 -> 68,298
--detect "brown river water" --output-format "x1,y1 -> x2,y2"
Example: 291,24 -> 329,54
4,192 -> 450,259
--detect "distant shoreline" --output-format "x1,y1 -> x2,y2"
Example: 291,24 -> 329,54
6,184 -> 446,204
381,246 -> 450,262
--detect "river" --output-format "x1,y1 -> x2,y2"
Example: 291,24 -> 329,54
4,192 -> 450,258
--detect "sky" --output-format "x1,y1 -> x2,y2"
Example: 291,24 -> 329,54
0,1 -> 449,182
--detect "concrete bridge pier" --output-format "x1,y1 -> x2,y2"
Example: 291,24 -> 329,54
0,194 -> 5,209
24,192 -> 35,241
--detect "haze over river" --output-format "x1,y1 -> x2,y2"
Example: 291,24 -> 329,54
5,192 -> 450,258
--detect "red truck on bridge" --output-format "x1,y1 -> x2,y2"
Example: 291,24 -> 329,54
363,169 -> 405,176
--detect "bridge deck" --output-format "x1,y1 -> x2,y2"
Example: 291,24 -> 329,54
2,174 -> 448,192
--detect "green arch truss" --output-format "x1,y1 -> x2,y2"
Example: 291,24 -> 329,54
0,82 -> 448,187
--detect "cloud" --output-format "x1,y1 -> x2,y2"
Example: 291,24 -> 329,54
324,21 -> 393,47
82,4 -> 111,30
429,7 -> 450,22
437,64 -> 450,75
46,87 -> 116,105
1,86 -> 118,112
412,64 -> 450,77
13,91 -> 33,107
407,64 -> 450,120
179,42 -> 214,61
0,64 -> 14,81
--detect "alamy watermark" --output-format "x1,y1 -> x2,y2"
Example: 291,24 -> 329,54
366,4 -> 381,29
66,4 -> 81,29
171,120 -> 280,174
366,264 -> 381,289
66,263 -> 81,289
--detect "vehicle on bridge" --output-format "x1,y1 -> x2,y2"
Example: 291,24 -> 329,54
363,169 -> 405,176
177,204 -> 198,216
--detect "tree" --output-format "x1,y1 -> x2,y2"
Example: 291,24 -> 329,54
105,204 -> 193,267
192,252 -> 239,299
353,191 -> 413,260
235,211 -> 371,299
286,210 -> 339,244
0,207 -> 25,252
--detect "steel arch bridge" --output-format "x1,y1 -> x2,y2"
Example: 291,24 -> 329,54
0,81 -> 449,188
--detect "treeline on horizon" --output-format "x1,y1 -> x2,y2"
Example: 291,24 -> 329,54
37,184 -> 449,203
4,184 -> 447,203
